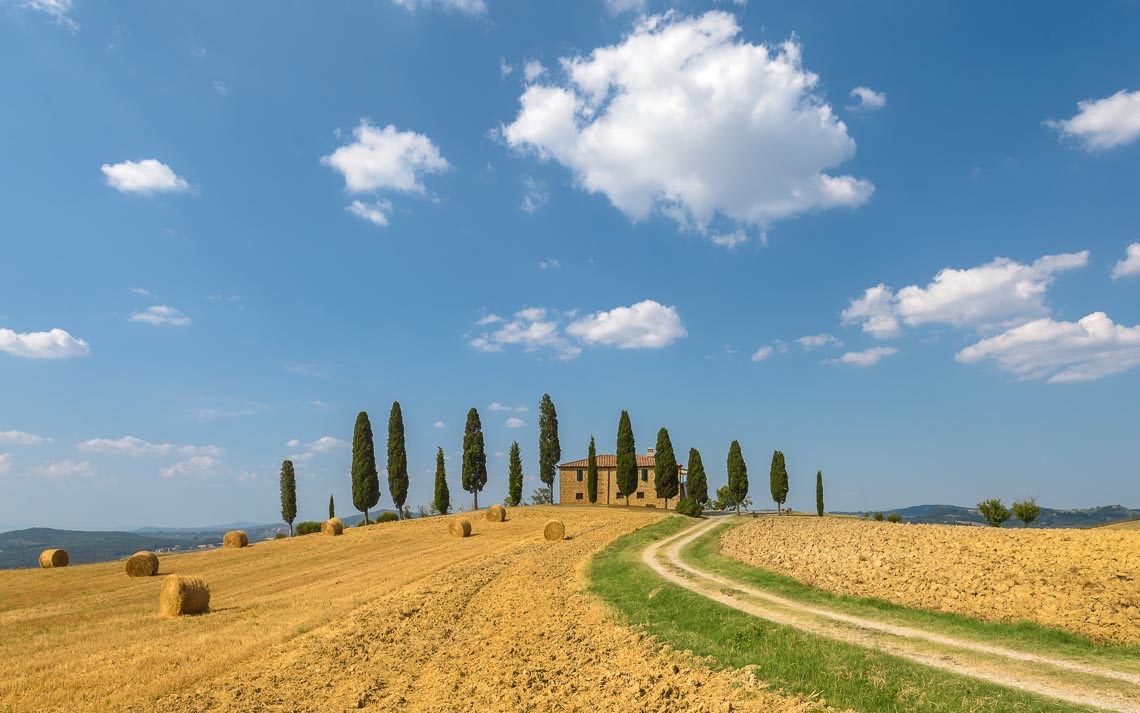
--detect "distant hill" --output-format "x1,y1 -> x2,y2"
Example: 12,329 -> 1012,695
838,504 -> 1140,528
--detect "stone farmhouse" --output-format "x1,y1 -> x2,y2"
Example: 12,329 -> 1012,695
558,448 -> 686,508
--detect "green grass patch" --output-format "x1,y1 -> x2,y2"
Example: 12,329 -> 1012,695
690,521 -> 1140,668
588,517 -> 1099,713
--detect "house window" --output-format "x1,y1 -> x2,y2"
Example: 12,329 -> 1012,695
575,492 -> 584,500
641,469 -> 648,481
576,469 -> 583,482
636,492 -> 645,499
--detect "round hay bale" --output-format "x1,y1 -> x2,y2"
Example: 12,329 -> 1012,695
543,520 -> 565,542
449,519 -> 472,538
125,551 -> 159,577
321,517 -> 344,536
485,504 -> 507,523
159,574 -> 210,617
222,530 -> 248,548
39,549 -> 69,568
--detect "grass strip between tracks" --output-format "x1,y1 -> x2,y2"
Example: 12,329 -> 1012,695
588,516 -> 1100,713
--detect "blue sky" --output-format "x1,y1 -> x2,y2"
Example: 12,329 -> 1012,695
2,0 -> 1139,529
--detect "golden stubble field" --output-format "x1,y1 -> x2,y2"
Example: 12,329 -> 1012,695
720,516 -> 1140,643
0,506 -> 821,713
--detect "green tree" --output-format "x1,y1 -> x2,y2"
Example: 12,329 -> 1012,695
538,393 -> 561,504
387,401 -> 409,520
328,493 -> 335,520
1011,498 -> 1041,527
873,511 -> 884,521
769,450 -> 789,513
653,427 -> 679,509
887,512 -> 901,523
815,470 -> 824,517
434,446 -> 450,516
351,411 -> 380,524
462,407 -> 488,510
727,440 -> 749,513
586,436 -> 599,504
279,460 -> 296,536
686,448 -> 707,506
615,410 -> 637,506
507,441 -> 523,507
978,498 -> 1011,528
713,483 -> 751,511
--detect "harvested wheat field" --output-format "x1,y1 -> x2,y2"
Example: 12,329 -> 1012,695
721,516 -> 1140,643
1101,518 -> 1140,531
0,507 -> 823,713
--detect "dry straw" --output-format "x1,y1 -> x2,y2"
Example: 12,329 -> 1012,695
543,520 -> 565,542
125,551 -> 159,577
159,574 -> 210,616
222,530 -> 248,548
39,549 -> 69,568
485,505 -> 507,522
449,519 -> 472,538
321,517 -> 344,536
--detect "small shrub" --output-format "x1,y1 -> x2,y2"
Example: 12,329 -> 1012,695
873,511 -> 884,521
376,511 -> 399,523
274,531 -> 287,540
675,497 -> 703,518
1011,498 -> 1041,527
978,498 -> 1011,528
295,521 -> 322,536
887,512 -> 901,523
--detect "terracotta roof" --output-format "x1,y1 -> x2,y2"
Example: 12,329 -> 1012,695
559,454 -> 683,469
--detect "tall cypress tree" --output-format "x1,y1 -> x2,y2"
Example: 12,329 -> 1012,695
727,440 -> 748,513
770,450 -> 789,513
815,470 -> 824,517
508,441 -> 523,507
434,446 -> 450,515
462,407 -> 487,510
351,411 -> 380,524
538,393 -> 561,504
653,427 -> 679,509
615,410 -> 636,506
387,401 -> 409,520
586,436 -> 598,504
279,460 -> 296,536
686,448 -> 707,506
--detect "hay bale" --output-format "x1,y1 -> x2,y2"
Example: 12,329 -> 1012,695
159,574 -> 210,616
449,519 -> 472,538
486,504 -> 507,523
125,551 -> 159,577
39,549 -> 69,568
543,520 -> 565,542
321,517 -> 344,536
222,530 -> 248,548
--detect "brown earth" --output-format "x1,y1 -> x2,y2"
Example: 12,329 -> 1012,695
720,516 -> 1140,643
0,506 -> 823,713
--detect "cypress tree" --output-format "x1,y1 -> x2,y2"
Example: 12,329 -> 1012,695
586,436 -> 598,504
351,411 -> 380,524
727,440 -> 748,513
815,470 -> 824,517
508,441 -> 523,507
279,460 -> 296,536
686,448 -> 707,506
387,401 -> 409,519
769,450 -> 789,513
538,393 -> 561,504
462,407 -> 487,510
615,410 -> 636,506
653,427 -> 679,509
329,493 -> 335,520
434,446 -> 450,515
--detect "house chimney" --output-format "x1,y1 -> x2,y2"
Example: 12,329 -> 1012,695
647,447 -> 654,456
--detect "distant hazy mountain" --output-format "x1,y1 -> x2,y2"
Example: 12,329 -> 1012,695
840,504 -> 1140,528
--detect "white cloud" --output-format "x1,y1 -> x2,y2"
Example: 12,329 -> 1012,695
30,459 -> 94,479
489,402 -> 528,412
709,230 -> 750,249
0,453 -> 11,476
212,80 -> 227,96
475,313 -> 503,326
389,0 -> 486,15
843,251 -> 1088,338
322,121 -> 449,194
129,305 -> 191,327
505,417 -> 527,428
0,328 -> 90,359
796,333 -> 843,350
77,436 -> 223,458
566,300 -> 687,349
1112,242 -> 1140,280
161,455 -> 220,479
847,86 -> 886,111
604,0 -> 646,15
1045,90 -> 1140,152
347,199 -> 392,227
433,420 -> 446,429
499,58 -> 514,76
0,431 -> 51,446
538,258 -> 560,270
101,159 -> 191,195
469,307 -> 581,359
833,346 -> 897,367
130,287 -> 153,297
309,400 -> 332,410
501,12 -> 872,238
751,346 -> 773,362
22,0 -> 77,31
307,436 -> 348,453
523,60 -> 547,83
520,174 -> 549,213
956,312 -> 1140,383
285,438 -> 301,448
